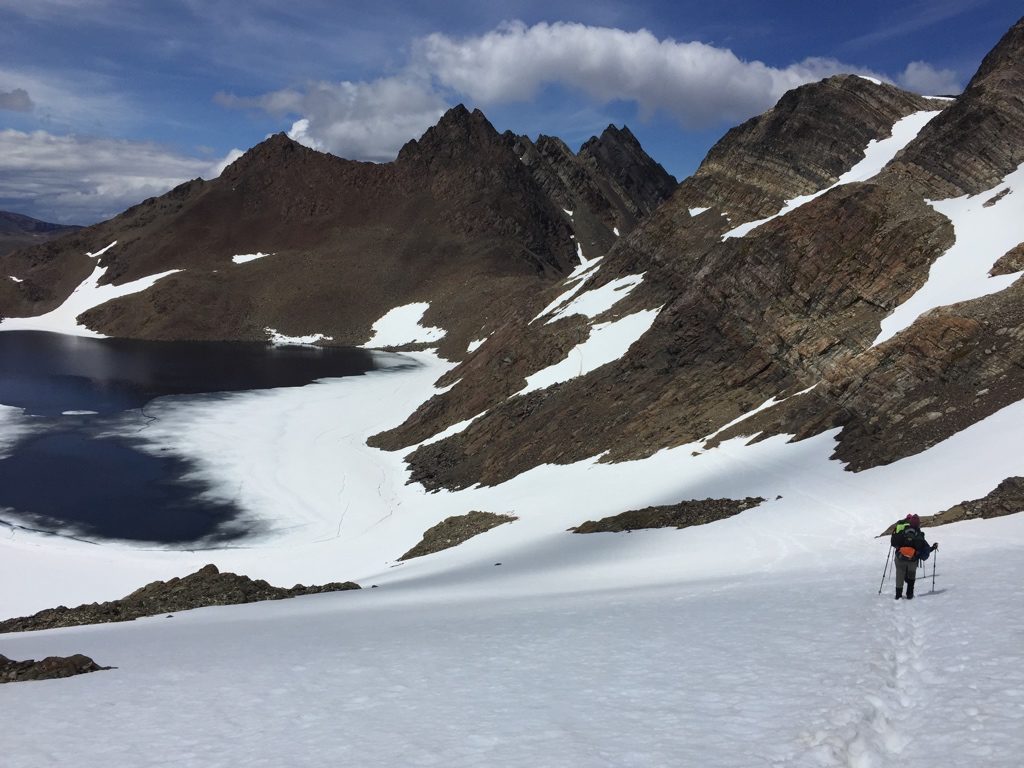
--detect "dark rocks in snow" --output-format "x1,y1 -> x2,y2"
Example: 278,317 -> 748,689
0,564 -> 360,634
398,511 -> 517,560
572,497 -> 764,533
990,242 -> 1024,276
930,476 -> 1024,527
0,653 -> 111,684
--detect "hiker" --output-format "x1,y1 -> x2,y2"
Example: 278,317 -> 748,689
889,514 -> 938,600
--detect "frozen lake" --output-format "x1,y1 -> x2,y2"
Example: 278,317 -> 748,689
0,331 -> 383,544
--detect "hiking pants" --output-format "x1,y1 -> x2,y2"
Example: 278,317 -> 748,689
894,558 -> 919,590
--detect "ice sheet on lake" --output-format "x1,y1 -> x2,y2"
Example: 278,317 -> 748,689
875,163 -> 1024,345
723,110 -> 942,239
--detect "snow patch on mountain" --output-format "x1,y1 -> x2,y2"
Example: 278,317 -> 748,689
723,109 -> 942,239
232,252 -> 271,264
8,275 -> 22,283
362,303 -> 446,348
689,206 -> 710,216
545,273 -> 645,323
0,243 -> 180,337
467,337 -> 487,353
875,163 -> 1024,345
521,308 -> 661,394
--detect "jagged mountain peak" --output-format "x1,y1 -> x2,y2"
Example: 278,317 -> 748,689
396,104 -> 502,164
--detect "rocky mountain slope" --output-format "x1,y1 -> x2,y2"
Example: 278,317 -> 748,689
375,18 -> 1024,496
0,109 -> 673,358
0,211 -> 80,258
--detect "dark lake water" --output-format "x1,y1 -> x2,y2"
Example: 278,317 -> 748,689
0,331 -> 384,545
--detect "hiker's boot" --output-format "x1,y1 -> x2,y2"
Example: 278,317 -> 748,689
906,581 -> 915,600
895,587 -> 903,600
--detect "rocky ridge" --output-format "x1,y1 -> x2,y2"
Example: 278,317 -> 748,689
0,564 -> 360,633
375,19 -> 1024,491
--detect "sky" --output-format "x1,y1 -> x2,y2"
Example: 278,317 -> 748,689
0,1 -> 1020,225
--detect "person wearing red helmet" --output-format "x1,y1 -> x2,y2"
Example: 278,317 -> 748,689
889,514 -> 938,599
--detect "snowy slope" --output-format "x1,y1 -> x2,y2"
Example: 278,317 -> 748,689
2,514 -> 1023,768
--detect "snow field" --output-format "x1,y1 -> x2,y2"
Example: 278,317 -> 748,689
2,535 -> 1022,768
722,110 -> 942,240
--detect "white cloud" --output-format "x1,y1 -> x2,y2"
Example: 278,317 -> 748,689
897,61 -> 962,96
0,129 -> 238,224
417,21 -> 884,128
217,76 -> 446,162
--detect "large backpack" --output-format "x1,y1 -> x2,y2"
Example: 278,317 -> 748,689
892,524 -> 924,561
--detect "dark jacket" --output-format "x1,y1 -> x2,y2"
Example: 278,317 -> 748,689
891,523 -> 932,562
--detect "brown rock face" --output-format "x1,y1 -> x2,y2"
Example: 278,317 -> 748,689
0,564 -> 360,633
503,123 -> 676,259
1,653 -> 111,684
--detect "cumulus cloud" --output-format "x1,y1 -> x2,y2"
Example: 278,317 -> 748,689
0,129 -> 238,224
417,22 -> 883,128
0,88 -> 34,112
216,76 -> 446,161
897,61 -> 962,96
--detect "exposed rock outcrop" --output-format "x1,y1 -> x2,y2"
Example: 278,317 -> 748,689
398,511 -> 517,560
877,477 -> 1024,535
571,497 -> 764,533
1,653 -> 111,683
0,564 -> 360,633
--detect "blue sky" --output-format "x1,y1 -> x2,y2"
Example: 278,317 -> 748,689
0,0 -> 1020,224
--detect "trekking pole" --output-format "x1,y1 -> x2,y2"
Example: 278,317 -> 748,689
931,549 -> 937,593
877,546 -> 892,595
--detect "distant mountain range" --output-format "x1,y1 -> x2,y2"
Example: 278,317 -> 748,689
0,211 -> 80,258
2,16 -> 1022,502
